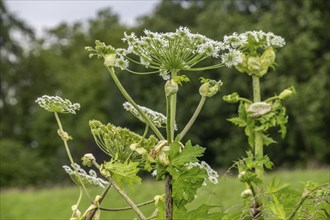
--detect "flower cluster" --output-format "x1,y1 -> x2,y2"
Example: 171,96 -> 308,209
185,161 -> 219,184
223,31 -> 285,50
63,164 -> 108,188
118,27 -> 243,79
35,95 -> 80,114
89,120 -> 158,162
123,102 -> 177,130
223,31 -> 285,77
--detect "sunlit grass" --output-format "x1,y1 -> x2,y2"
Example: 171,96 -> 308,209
1,169 -> 329,219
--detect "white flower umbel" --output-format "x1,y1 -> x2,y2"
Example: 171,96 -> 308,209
36,95 -> 80,114
185,161 -> 219,184
120,27 -> 242,79
244,31 -> 285,48
63,164 -> 108,188
123,101 -> 177,129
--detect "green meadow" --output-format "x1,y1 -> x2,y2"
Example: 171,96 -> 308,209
1,169 -> 329,220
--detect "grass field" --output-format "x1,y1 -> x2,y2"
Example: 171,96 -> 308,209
1,169 -> 329,220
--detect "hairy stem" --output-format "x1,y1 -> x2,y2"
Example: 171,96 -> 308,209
54,112 -> 93,202
165,70 -> 178,220
178,96 -> 206,141
252,76 -> 264,213
165,174 -> 173,220
108,177 -> 147,220
92,160 -> 146,219
107,66 -> 165,140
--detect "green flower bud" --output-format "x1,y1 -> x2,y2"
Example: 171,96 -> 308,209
154,195 -> 164,205
261,47 -> 276,67
279,86 -> 296,100
129,143 -> 138,151
247,56 -> 261,75
57,129 -> 72,141
247,102 -> 272,118
81,153 -> 96,167
165,79 -> 179,97
240,189 -> 253,199
238,171 -> 246,181
135,147 -> 148,155
223,92 -> 240,103
159,151 -> 169,165
199,80 -> 223,97
100,164 -> 111,178
103,53 -> 116,67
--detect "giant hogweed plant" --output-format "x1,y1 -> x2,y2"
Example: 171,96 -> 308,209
35,28 -> 329,220
222,31 -> 329,219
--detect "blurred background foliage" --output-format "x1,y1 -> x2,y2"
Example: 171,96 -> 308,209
0,0 -> 329,187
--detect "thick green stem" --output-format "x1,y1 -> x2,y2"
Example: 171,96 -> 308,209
165,70 -> 178,220
178,96 -> 206,141
54,113 -> 93,202
107,66 -> 165,140
252,76 -> 264,214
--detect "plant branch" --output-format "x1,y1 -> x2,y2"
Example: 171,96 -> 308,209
286,183 -> 330,220
252,75 -> 264,211
106,66 -> 165,140
100,199 -> 154,211
86,183 -> 112,220
178,96 -> 206,141
107,177 -> 147,220
54,112 -> 93,202
164,70 -> 178,220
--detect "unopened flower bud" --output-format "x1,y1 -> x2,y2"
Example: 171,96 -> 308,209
135,147 -> 147,155
238,171 -> 246,181
199,80 -> 223,97
159,151 -> 169,165
247,102 -> 272,118
223,92 -> 240,103
100,165 -> 111,178
154,195 -> 164,205
130,143 -> 138,151
261,47 -> 276,67
240,189 -> 253,198
247,56 -> 261,75
57,129 -> 72,141
279,86 -> 296,100
165,79 -> 179,97
104,53 -> 116,67
81,153 -> 96,167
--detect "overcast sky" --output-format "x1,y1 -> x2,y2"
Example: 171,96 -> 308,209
5,0 -> 160,35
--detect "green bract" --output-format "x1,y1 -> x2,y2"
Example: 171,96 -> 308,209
89,120 -> 158,162
35,95 -> 80,114
199,79 -> 223,97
